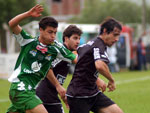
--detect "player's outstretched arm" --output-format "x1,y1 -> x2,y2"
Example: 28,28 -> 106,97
8,4 -> 43,34
95,60 -> 116,92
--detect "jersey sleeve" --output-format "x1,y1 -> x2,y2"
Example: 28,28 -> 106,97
93,47 -> 109,63
54,41 -> 76,63
13,29 -> 34,46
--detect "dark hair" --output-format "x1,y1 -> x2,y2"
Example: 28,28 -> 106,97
39,17 -> 58,30
63,25 -> 82,42
99,17 -> 122,35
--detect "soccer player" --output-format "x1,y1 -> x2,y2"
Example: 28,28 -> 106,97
7,4 -> 77,113
36,25 -> 82,113
66,17 -> 124,113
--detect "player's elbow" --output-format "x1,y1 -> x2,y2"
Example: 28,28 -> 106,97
8,20 -> 22,34
8,20 -> 14,28
97,64 -> 104,72
95,60 -> 105,72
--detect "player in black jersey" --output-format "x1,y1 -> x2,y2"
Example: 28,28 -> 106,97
66,17 -> 124,113
36,25 -> 107,113
36,25 -> 82,113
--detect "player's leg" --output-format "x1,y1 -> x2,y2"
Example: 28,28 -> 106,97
44,104 -> 65,113
91,92 -> 123,113
98,104 -> 123,113
67,96 -> 93,113
26,104 -> 48,113
24,92 -> 48,113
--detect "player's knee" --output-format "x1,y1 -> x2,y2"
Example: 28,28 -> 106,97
113,104 -> 124,113
117,108 -> 124,113
98,104 -> 124,113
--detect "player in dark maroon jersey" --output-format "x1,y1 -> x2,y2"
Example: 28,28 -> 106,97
66,17 -> 124,113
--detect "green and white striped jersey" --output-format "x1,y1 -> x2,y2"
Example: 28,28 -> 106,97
8,29 -> 76,90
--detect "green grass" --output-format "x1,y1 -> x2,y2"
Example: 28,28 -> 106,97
0,70 -> 150,113
103,71 -> 150,113
0,79 -> 10,113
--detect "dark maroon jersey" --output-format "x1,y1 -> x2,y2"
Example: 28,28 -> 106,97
66,37 -> 109,98
36,45 -> 71,105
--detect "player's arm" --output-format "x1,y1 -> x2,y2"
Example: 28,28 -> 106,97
8,4 -> 43,34
96,77 -> 107,92
95,60 -> 116,92
72,51 -> 78,64
46,69 -> 69,108
57,45 -> 78,64
46,69 -> 66,98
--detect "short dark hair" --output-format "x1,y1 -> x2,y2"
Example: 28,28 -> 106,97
39,17 -> 58,30
63,25 -> 82,42
99,17 -> 122,35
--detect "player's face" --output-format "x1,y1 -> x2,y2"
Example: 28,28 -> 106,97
39,26 -> 57,45
105,27 -> 121,47
66,34 -> 80,51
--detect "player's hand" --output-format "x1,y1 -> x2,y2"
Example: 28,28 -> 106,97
72,51 -> 78,64
61,96 -> 69,109
72,51 -> 77,55
28,4 -> 44,17
56,85 -> 66,99
56,85 -> 70,109
96,78 -> 107,92
107,80 -> 116,92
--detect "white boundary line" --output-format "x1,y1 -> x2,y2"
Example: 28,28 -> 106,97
0,99 -> 9,103
116,76 -> 150,85
0,76 -> 150,103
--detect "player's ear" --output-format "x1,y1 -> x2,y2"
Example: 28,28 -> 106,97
39,27 -> 44,32
103,28 -> 107,35
64,36 -> 69,42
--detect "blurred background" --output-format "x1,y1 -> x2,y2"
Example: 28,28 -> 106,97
0,0 -> 150,77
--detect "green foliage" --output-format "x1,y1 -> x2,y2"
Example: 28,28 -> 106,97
70,0 -> 148,24
146,5 -> 150,24
0,0 -> 49,29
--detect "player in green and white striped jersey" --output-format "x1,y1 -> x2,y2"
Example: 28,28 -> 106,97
7,4 -> 76,113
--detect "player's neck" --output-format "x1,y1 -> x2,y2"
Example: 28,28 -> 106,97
64,42 -> 69,49
99,35 -> 107,45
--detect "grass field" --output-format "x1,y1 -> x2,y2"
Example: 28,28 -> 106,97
0,70 -> 150,113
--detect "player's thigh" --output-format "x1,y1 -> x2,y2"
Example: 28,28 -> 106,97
26,104 -> 48,113
98,104 -> 123,113
44,104 -> 64,113
91,92 -> 115,113
67,97 -> 91,113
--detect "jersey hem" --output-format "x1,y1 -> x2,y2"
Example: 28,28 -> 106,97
66,91 -> 101,98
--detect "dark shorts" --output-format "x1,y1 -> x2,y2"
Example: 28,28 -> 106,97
67,92 -> 115,113
44,104 -> 64,113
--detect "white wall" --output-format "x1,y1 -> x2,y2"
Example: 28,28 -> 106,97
0,54 -> 18,79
